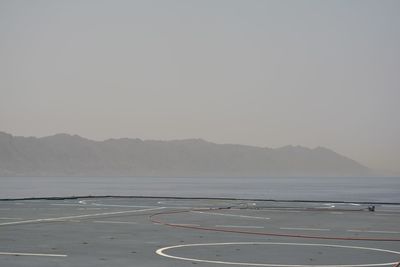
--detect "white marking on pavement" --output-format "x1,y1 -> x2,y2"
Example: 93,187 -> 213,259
316,204 -> 335,209
0,252 -> 67,257
215,225 -> 265,229
91,203 -> 157,208
347,230 -> 400,234
93,220 -> 137,225
280,227 -> 330,231
330,212 -> 344,214
191,211 -> 270,220
50,204 -> 84,206
156,242 -> 400,267
0,217 -> 23,220
0,207 -> 164,226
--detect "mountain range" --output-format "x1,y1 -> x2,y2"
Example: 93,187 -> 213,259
0,132 -> 372,177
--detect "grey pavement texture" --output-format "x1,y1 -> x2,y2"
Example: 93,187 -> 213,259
0,197 -> 399,267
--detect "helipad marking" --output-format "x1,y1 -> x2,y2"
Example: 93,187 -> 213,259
0,207 -> 164,226
0,252 -> 67,257
156,242 -> 400,267
280,227 -> 330,232
191,211 -> 270,220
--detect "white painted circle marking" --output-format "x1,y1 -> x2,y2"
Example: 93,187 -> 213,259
156,242 -> 400,267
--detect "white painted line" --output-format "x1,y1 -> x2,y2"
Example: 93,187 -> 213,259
0,217 -> 23,220
0,252 -> 67,257
93,220 -> 137,225
0,207 -> 164,226
156,242 -> 400,267
50,204 -> 106,210
280,227 -> 330,231
91,203 -> 157,208
375,213 -> 400,216
191,211 -> 270,220
316,204 -> 335,209
366,230 -> 400,234
347,230 -> 400,234
215,225 -> 265,229
51,204 -> 85,206
330,212 -> 344,214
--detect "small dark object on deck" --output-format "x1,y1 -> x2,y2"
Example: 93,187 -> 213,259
368,205 -> 375,212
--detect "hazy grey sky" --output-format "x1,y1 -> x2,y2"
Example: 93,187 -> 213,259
1,0 -> 399,172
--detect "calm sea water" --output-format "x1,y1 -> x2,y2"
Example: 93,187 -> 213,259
0,177 -> 399,202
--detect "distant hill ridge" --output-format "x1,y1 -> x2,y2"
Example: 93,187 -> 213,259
0,132 -> 371,177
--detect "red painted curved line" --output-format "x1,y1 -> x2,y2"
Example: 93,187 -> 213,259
149,209 -> 400,242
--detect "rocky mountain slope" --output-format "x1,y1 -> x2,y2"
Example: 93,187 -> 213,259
0,132 -> 371,177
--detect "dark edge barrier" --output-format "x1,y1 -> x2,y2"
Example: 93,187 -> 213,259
0,195 -> 399,205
